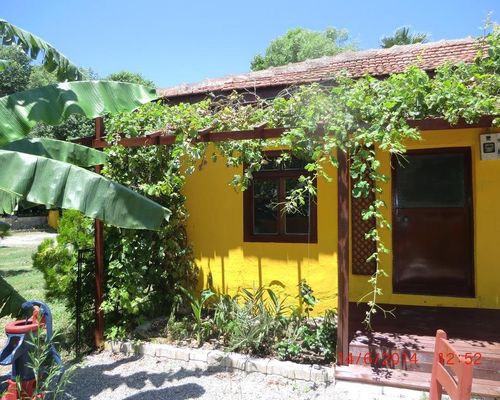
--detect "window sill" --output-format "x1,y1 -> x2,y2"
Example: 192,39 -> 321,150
243,234 -> 318,244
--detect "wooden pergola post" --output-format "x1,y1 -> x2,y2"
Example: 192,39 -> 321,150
337,148 -> 350,365
94,117 -> 105,349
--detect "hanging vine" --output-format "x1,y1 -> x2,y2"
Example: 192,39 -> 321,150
106,25 -> 499,328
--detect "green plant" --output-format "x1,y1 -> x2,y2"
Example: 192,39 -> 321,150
32,206 -> 198,342
32,210 -> 95,348
165,316 -> 191,342
228,300 -> 275,354
275,338 -> 301,360
33,210 -> 93,301
224,287 -> 289,355
310,309 -> 338,361
274,309 -> 337,363
179,287 -> 215,344
24,327 -> 75,400
213,293 -> 239,338
297,279 -> 318,318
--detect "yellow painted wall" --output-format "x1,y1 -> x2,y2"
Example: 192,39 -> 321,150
183,127 -> 500,314
350,127 -> 500,309
183,144 -> 339,314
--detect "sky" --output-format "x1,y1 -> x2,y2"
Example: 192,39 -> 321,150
3,1 -> 498,88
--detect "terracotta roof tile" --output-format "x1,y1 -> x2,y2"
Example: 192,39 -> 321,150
158,38 -> 483,99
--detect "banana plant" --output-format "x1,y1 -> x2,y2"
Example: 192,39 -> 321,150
0,19 -> 169,318
0,80 -> 157,146
0,82 -> 168,229
0,19 -> 81,81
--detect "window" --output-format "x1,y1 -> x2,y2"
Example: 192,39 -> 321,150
243,153 -> 317,243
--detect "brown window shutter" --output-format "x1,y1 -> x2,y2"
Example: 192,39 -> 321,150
351,180 -> 377,275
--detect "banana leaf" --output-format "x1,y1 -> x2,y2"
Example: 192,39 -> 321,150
0,187 -> 22,214
1,138 -> 107,167
0,149 -> 170,230
0,277 -> 25,318
0,81 -> 157,146
0,19 -> 81,81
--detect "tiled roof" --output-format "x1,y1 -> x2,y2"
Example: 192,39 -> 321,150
158,38 -> 482,99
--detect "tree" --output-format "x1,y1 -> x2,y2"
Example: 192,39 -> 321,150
106,70 -> 155,87
0,45 -> 31,96
251,27 -> 356,71
380,26 -> 428,48
29,65 -> 97,89
0,19 -> 169,317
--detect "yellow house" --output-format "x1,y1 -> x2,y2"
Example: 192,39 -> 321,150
157,38 -> 500,347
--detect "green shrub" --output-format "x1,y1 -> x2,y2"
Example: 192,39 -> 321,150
33,209 -> 93,301
32,210 -> 95,348
32,144 -> 199,342
213,293 -> 238,338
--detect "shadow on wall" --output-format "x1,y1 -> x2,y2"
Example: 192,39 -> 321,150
184,150 -> 338,306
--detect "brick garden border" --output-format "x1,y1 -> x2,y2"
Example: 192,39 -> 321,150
105,341 -> 335,384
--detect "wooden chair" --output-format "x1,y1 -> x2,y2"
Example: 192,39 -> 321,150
430,329 -> 473,400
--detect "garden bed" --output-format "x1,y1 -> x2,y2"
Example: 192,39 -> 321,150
105,340 -> 335,384
129,284 -> 338,367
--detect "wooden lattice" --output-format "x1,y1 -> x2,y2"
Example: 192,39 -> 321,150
351,185 -> 377,275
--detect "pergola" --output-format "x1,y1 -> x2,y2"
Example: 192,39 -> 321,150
84,115 -> 494,364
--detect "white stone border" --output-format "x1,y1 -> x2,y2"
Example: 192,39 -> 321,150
105,341 -> 335,384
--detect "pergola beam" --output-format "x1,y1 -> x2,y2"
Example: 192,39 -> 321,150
80,127 -> 288,149
75,116 -> 494,150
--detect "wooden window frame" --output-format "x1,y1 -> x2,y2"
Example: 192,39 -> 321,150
243,152 -> 318,243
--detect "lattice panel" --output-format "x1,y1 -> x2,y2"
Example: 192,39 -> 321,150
351,186 -> 377,275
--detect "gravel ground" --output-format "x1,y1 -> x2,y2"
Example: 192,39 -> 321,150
66,352 -> 427,400
0,230 -> 57,247
67,352 -> 335,400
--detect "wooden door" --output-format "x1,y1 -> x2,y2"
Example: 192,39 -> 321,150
392,148 -> 474,297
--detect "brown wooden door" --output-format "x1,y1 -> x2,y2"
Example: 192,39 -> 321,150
392,148 -> 474,297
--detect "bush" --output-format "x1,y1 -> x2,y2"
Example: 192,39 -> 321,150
32,210 -> 95,348
33,210 -> 93,300
33,145 -> 199,342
